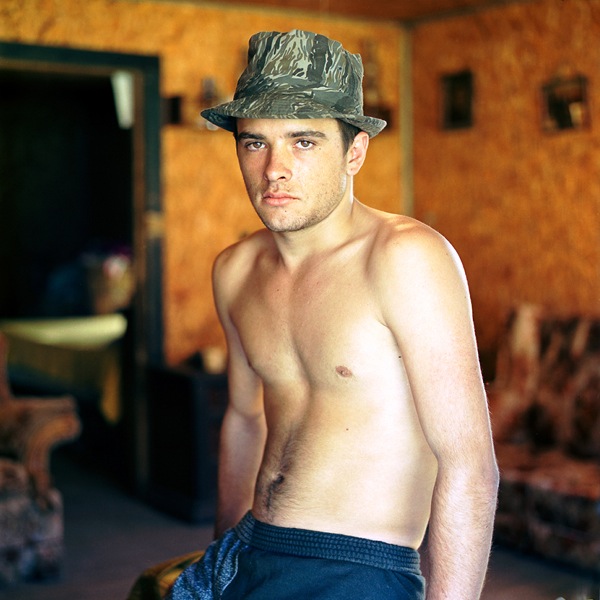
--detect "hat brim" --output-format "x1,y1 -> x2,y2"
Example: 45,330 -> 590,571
201,93 -> 387,138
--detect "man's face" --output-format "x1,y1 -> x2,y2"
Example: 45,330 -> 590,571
235,118 -> 352,233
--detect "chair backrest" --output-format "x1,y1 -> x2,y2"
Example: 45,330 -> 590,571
0,331 -> 81,497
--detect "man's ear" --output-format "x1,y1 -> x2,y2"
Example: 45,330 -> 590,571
346,131 -> 369,176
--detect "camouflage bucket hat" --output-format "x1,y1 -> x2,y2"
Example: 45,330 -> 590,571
201,29 -> 387,138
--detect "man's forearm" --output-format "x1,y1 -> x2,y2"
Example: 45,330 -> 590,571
423,467 -> 498,599
213,408 -> 266,538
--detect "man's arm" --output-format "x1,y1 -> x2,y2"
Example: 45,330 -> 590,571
212,249 -> 267,539
377,223 -> 499,599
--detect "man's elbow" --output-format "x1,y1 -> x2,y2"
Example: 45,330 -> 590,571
481,456 -> 500,504
461,452 -> 500,504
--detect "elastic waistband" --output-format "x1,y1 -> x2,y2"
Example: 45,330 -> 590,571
234,512 -> 421,574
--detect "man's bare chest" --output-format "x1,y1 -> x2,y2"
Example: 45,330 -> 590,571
230,265 -> 397,387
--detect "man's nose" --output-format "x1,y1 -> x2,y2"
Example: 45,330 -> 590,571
264,147 -> 291,182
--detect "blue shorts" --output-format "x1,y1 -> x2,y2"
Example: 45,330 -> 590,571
167,512 -> 425,599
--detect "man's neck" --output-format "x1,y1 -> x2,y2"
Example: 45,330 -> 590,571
270,196 -> 362,271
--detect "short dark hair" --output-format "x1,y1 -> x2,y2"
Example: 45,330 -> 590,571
337,120 -> 362,152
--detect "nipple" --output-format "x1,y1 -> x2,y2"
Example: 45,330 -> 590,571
335,365 -> 353,378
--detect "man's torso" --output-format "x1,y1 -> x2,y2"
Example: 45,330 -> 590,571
225,208 -> 438,548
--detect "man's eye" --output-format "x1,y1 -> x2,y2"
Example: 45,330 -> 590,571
296,139 -> 314,149
245,141 -> 265,150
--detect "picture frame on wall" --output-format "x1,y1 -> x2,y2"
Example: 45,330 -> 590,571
441,70 -> 473,130
542,75 -> 589,132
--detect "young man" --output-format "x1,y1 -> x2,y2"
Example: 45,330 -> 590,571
168,30 -> 498,600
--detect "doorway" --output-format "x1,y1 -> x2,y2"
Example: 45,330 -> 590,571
0,42 -> 163,494
0,70 -> 132,318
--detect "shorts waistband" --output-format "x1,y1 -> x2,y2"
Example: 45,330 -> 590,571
234,512 -> 421,574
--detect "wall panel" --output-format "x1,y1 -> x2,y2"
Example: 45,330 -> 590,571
412,0 -> 600,358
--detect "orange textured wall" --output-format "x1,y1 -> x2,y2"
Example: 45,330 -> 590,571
1,0 -> 403,364
412,0 -> 600,358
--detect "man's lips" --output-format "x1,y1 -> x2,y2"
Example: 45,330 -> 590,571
262,193 -> 297,207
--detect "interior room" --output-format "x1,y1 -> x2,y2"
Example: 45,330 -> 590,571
1,0 -> 599,598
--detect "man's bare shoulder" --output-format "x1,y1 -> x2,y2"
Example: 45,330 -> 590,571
212,229 -> 274,313
366,209 -> 458,271
363,208 -> 473,348
214,229 -> 272,279
363,208 -> 469,311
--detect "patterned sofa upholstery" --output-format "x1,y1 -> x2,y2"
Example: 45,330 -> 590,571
488,305 -> 600,573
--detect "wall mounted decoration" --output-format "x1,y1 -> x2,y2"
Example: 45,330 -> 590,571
542,75 -> 589,132
441,70 -> 473,130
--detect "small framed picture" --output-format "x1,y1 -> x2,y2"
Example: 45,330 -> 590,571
441,70 -> 473,130
542,75 -> 589,132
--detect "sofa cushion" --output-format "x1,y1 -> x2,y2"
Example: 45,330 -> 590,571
495,443 -> 600,573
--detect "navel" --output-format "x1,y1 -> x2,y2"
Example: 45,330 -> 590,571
335,365 -> 353,378
265,472 -> 286,512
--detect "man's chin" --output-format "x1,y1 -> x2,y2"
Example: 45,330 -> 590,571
263,221 -> 306,233
256,210 -> 305,233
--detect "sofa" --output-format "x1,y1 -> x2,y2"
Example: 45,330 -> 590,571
488,304 -> 600,573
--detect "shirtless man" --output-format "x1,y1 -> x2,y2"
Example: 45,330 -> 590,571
168,30 -> 498,600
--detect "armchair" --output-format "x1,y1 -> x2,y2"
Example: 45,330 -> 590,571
0,332 -> 81,585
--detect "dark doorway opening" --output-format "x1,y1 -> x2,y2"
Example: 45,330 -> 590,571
0,70 -> 133,318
